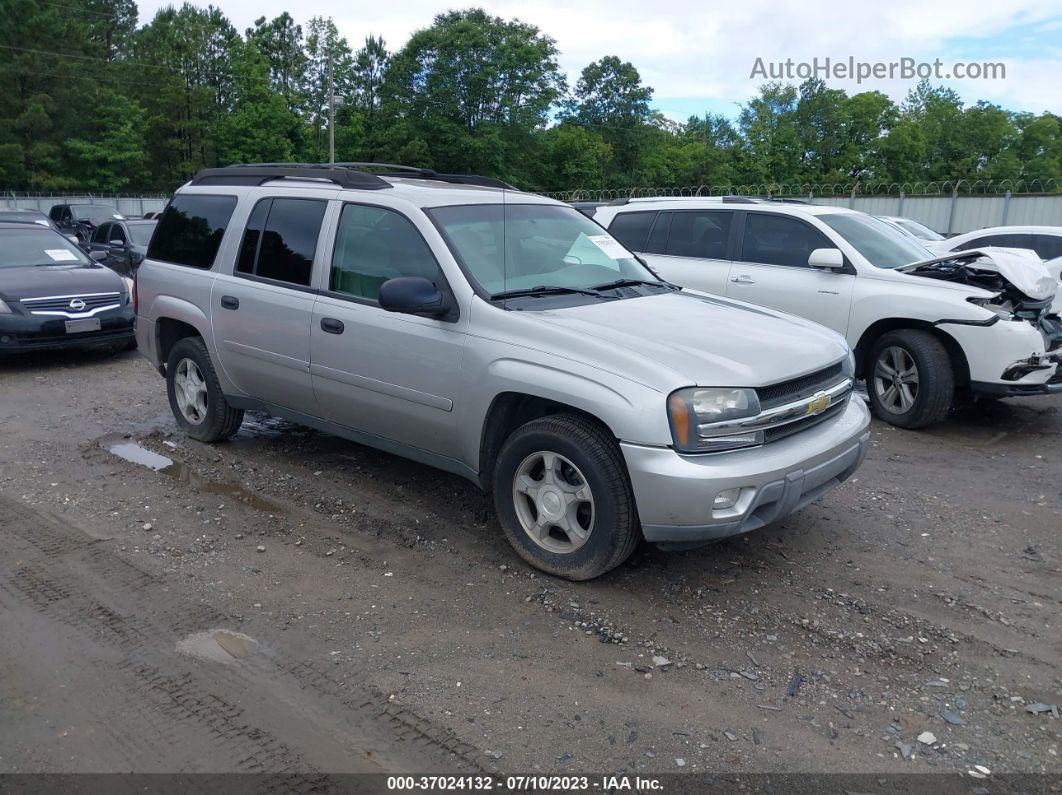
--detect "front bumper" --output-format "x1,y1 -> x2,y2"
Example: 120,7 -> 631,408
0,307 -> 135,353
623,398 -> 870,549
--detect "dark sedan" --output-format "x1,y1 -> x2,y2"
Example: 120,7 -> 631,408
0,209 -> 82,245
87,218 -> 157,277
0,222 -> 136,355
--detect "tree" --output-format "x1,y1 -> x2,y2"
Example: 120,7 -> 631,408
246,13 -> 309,116
351,35 -> 389,159
380,8 -> 565,177
215,41 -> 297,164
302,16 -> 355,161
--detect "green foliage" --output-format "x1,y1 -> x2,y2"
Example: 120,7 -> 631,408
0,2 -> 1058,193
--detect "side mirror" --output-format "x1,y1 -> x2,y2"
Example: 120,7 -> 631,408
808,248 -> 844,270
89,250 -> 108,262
109,239 -> 126,247
378,276 -> 451,318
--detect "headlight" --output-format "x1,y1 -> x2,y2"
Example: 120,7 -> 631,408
0,300 -> 11,314
667,387 -> 763,453
842,350 -> 856,378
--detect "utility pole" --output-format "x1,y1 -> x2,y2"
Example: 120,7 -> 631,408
328,52 -> 335,164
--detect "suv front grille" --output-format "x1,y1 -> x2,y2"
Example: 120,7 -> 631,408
20,292 -> 122,317
756,363 -> 844,409
763,399 -> 847,443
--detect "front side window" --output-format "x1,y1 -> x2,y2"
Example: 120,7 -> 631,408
235,198 -> 326,286
956,233 -> 1034,252
108,225 -> 127,244
665,211 -> 733,259
330,204 -> 441,301
1034,234 -> 1062,260
148,194 -> 238,269
93,223 -> 111,244
742,213 -> 838,268
818,213 -> 931,269
128,223 -> 156,246
429,203 -> 657,297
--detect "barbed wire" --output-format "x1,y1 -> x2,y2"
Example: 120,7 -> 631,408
543,178 -> 1062,201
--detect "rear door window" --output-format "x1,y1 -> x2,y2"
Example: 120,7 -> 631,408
607,212 -> 657,252
148,194 -> 238,269
740,213 -> 835,268
235,198 -> 326,287
665,211 -> 734,259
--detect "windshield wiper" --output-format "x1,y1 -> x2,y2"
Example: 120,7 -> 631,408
491,285 -> 607,300
589,277 -> 676,291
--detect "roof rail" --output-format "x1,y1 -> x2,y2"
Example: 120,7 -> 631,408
191,162 -> 517,191
191,164 -> 391,190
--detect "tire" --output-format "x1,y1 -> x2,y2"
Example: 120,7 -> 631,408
867,330 -> 954,429
492,414 -> 640,580
166,336 -> 243,442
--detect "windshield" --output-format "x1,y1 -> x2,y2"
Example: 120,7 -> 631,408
896,218 -> 945,241
0,212 -> 51,227
429,203 -> 658,297
72,205 -> 125,224
821,213 -> 933,269
128,222 -> 156,245
0,228 -> 92,268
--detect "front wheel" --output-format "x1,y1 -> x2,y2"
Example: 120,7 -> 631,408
166,337 -> 244,442
492,414 -> 640,580
867,330 -> 954,429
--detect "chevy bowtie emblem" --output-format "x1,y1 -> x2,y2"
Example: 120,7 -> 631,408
69,299 -> 86,311
806,391 -> 831,416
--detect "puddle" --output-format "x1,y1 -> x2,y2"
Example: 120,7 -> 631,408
104,439 -> 280,513
176,629 -> 261,664
109,442 -> 175,471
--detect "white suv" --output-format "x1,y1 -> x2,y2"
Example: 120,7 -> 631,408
593,197 -> 1062,428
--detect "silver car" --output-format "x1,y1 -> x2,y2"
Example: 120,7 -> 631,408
135,164 -> 870,580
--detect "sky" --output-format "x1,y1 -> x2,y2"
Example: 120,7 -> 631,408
138,0 -> 1062,119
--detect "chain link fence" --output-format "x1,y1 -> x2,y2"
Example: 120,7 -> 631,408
0,191 -> 171,217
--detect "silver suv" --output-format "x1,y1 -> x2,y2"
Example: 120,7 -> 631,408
136,164 -> 870,579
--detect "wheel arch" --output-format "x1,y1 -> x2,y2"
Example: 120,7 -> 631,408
853,318 -> 970,388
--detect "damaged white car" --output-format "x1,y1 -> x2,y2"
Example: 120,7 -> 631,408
592,199 -> 1062,428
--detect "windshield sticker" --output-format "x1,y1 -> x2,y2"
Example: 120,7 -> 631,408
44,249 -> 79,262
587,234 -> 630,260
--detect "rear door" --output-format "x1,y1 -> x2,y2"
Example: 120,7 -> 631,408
613,209 -> 736,295
726,212 -> 854,334
210,196 -> 327,416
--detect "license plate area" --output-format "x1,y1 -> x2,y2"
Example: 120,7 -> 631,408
65,317 -> 101,334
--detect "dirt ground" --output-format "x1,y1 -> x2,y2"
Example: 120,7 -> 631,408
0,348 -> 1059,782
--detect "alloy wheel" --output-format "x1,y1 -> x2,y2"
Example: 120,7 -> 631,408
173,358 -> 208,425
512,451 -> 595,554
873,345 -> 920,414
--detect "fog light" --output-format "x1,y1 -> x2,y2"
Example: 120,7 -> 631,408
714,488 -> 741,510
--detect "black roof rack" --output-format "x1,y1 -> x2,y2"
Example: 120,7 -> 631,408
722,195 -> 812,204
190,164 -> 392,190
190,162 -> 516,191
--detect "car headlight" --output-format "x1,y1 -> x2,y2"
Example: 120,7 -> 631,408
0,299 -> 11,314
667,387 -> 763,453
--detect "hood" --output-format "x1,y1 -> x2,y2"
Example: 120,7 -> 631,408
899,248 -> 1057,301
523,290 -> 849,388
0,263 -> 126,301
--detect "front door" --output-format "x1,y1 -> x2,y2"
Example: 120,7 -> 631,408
210,196 -> 328,416
726,212 -> 854,335
309,202 -> 467,459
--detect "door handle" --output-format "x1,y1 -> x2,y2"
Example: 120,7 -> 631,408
220,295 -> 239,310
320,317 -> 345,334
730,275 -> 755,285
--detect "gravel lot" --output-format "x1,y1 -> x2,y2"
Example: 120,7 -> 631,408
1,349 -> 1059,781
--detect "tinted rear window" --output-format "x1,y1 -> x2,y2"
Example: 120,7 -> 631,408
235,198 -> 326,287
148,194 -> 237,269
1033,234 -> 1062,260
665,211 -> 733,258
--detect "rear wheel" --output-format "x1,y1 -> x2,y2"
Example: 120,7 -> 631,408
492,414 -> 640,580
867,330 -> 953,428
166,337 -> 243,442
